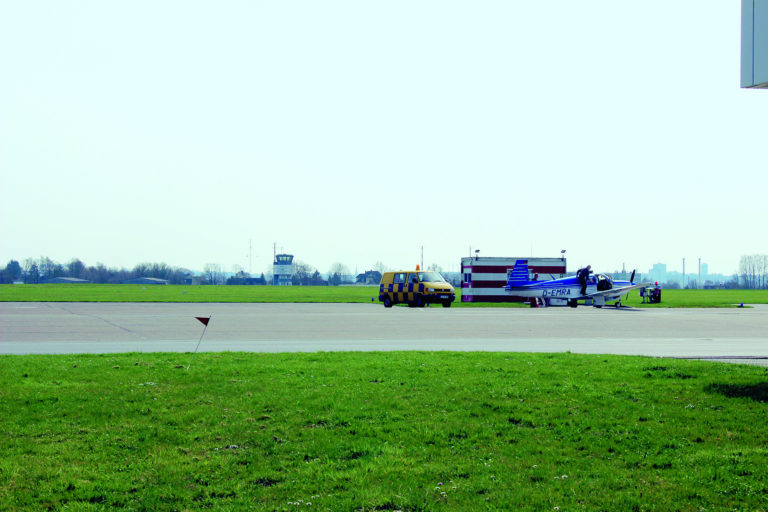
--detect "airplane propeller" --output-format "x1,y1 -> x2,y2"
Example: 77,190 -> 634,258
630,269 -> 636,284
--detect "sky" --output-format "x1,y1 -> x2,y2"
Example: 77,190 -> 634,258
1,1 -> 766,277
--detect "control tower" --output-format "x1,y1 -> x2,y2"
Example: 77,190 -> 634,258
273,253 -> 295,286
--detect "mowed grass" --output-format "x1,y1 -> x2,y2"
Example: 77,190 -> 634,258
615,289 -> 768,308
1,352 -> 766,511
2,284 -> 768,307
0,284 -> 379,304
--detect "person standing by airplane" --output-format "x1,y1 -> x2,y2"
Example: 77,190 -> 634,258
577,265 -> 591,295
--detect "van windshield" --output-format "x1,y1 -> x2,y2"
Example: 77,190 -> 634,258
418,272 -> 446,283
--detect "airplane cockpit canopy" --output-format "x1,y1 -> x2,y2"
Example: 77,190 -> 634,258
595,274 -> 613,291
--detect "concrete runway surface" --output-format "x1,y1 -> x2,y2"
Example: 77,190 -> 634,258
1,302 -> 766,364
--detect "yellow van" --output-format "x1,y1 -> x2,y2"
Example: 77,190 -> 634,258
378,270 -> 455,308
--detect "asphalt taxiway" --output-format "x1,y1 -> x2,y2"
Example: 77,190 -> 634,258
1,302 -> 766,364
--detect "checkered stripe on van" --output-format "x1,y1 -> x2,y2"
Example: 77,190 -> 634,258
379,283 -> 425,304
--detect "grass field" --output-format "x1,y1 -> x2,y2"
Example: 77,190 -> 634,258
0,284 -> 379,304
1,352 -> 766,511
2,284 -> 768,307
619,289 -> 768,308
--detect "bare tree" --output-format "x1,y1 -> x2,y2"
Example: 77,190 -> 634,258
328,262 -> 350,286
84,263 -> 112,283
329,262 -> 349,276
373,261 -> 389,273
738,254 -> 768,289
263,265 -> 274,285
292,260 -> 316,285
37,256 -> 63,280
1,260 -> 22,283
203,263 -> 224,285
739,255 -> 749,288
67,258 -> 86,279
23,258 -> 37,283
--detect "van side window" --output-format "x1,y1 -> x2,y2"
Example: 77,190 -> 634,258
409,274 -> 419,284
393,273 -> 406,284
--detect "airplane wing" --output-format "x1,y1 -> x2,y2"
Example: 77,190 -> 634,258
585,282 -> 651,298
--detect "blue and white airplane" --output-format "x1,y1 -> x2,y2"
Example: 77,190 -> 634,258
504,259 -> 649,308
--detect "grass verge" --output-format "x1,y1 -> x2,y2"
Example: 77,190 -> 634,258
1,352 -> 766,511
2,284 -> 768,307
0,284 -> 379,304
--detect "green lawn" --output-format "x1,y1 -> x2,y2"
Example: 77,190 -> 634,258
615,288 -> 768,308
2,284 -> 768,307
0,284 -> 379,304
1,352 -> 766,511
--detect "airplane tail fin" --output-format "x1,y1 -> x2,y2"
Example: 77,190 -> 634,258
505,260 -> 531,290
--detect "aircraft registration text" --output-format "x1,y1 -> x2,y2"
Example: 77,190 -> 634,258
542,288 -> 571,297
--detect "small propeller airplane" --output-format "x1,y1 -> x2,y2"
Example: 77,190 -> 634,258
504,259 -> 650,308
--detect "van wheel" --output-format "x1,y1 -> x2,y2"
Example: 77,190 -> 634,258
383,296 -> 393,308
442,301 -> 452,308
415,294 -> 425,307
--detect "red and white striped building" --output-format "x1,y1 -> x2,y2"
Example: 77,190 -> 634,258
460,257 -> 567,302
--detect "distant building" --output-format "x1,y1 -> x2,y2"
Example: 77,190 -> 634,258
742,0 -> 768,88
461,256 -> 566,302
273,254 -> 295,286
610,268 -> 636,282
227,273 -> 267,285
645,261 -> 730,288
122,277 -> 169,285
648,263 -> 667,283
40,277 -> 90,284
184,275 -> 205,286
356,270 -> 382,285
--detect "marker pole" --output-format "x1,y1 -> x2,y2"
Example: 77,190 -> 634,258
187,315 -> 212,371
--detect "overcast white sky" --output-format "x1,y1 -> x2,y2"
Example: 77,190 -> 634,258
1,1 -> 765,277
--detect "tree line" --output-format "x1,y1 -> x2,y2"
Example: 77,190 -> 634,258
290,261 -> 365,286
0,257 -> 371,286
738,254 -> 768,289
17,255 -> 765,289
0,257 -> 192,285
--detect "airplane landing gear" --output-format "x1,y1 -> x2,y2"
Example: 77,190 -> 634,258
568,300 -> 578,308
